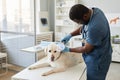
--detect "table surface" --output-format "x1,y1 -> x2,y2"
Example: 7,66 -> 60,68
21,41 -> 56,53
21,45 -> 44,53
12,57 -> 86,80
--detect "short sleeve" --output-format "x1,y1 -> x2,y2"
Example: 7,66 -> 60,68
86,25 -> 105,46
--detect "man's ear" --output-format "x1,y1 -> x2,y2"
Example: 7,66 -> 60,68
83,14 -> 88,20
44,46 -> 48,55
83,12 -> 90,21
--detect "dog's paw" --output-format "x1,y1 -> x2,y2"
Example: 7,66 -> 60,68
41,72 -> 49,76
28,67 -> 36,70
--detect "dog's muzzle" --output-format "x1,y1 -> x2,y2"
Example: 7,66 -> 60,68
51,52 -> 62,61
51,55 -> 55,61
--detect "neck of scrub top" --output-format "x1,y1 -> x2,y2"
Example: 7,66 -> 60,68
88,8 -> 93,23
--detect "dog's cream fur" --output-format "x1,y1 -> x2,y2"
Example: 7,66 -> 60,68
28,43 -> 83,76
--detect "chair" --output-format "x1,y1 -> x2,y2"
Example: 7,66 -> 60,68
0,52 -> 8,76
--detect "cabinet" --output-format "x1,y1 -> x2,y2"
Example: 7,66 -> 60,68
36,32 -> 53,44
0,53 -> 7,75
54,0 -> 78,41
112,43 -> 120,62
110,26 -> 120,62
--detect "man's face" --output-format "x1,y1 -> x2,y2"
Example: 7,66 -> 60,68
73,18 -> 89,25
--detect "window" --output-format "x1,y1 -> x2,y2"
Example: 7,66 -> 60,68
0,0 -> 38,67
0,0 -> 34,34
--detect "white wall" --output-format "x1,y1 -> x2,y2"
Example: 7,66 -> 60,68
40,0 -> 48,11
49,0 -> 55,31
79,0 -> 120,13
47,0 -> 120,36
49,0 -> 120,31
40,0 -> 54,31
78,0 -> 120,36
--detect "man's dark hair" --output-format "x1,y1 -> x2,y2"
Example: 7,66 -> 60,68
69,4 -> 89,20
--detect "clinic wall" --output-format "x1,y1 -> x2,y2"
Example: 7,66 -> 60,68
48,0 -> 120,31
40,0 -> 54,31
40,0 -> 48,11
78,0 -> 120,13
79,0 -> 120,36
49,0 -> 55,31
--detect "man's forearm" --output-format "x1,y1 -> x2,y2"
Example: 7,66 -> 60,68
69,45 -> 93,53
70,47 -> 86,53
70,27 -> 81,36
69,40 -> 94,53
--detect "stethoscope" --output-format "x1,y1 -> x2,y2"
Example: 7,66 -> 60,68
81,8 -> 93,45
81,25 -> 88,46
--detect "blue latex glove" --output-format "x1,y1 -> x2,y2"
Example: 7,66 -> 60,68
62,47 -> 70,53
56,42 -> 65,51
61,34 -> 72,44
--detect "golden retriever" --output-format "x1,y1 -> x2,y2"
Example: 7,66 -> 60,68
28,43 -> 83,76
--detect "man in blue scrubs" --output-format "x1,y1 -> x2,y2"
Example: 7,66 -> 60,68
61,4 -> 113,80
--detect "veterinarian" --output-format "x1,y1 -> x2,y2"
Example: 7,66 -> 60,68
61,4 -> 113,80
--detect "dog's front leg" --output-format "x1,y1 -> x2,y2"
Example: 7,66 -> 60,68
42,67 -> 66,76
29,63 -> 50,70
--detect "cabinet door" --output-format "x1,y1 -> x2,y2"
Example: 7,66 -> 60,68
36,32 -> 53,44
112,44 -> 120,62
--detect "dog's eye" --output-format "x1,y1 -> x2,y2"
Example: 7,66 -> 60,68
49,50 -> 51,52
54,51 -> 57,53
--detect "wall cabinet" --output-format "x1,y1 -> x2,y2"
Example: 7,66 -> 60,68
54,0 -> 78,41
110,26 -> 120,62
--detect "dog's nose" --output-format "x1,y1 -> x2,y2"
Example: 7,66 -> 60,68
51,55 -> 54,61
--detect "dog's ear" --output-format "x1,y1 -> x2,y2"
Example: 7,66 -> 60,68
44,46 -> 48,56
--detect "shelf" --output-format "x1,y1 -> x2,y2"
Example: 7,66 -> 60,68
112,44 -> 120,62
56,6 -> 70,8
55,0 -> 78,41
56,14 -> 68,17
56,25 -> 74,27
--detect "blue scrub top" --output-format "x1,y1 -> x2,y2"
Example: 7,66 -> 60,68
82,8 -> 113,70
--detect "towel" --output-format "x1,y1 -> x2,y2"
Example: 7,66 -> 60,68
39,41 -> 65,51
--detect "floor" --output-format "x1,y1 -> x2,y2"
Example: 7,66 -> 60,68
80,62 -> 120,80
106,62 -> 120,80
0,64 -> 25,80
0,62 -> 120,80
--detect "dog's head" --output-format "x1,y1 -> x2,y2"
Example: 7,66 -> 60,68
44,43 -> 62,62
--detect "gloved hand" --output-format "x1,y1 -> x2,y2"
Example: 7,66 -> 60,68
57,42 -> 65,51
56,42 -> 70,53
61,34 -> 72,44
62,46 -> 70,53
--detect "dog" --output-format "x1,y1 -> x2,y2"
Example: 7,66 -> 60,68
28,43 -> 83,76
